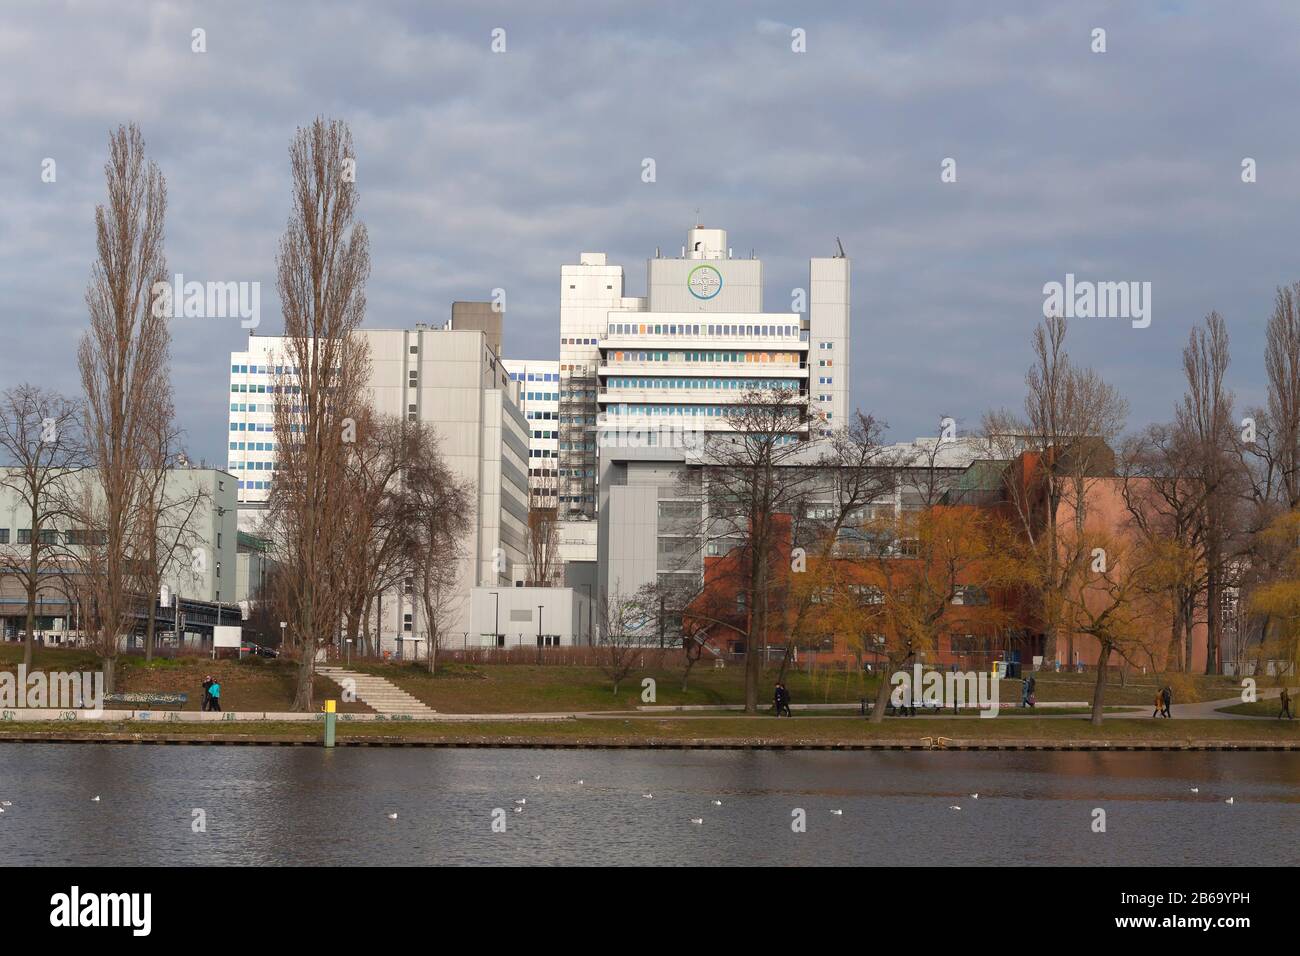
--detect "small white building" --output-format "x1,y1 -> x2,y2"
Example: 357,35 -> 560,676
468,586 -> 594,649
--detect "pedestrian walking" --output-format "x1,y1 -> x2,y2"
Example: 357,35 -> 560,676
1161,685 -> 1172,719
201,675 -> 213,713
1026,674 -> 1036,708
773,682 -> 792,717
1280,687 -> 1293,720
1152,690 -> 1163,719
208,678 -> 222,713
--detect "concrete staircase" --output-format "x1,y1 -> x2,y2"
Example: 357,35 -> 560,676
317,666 -> 437,716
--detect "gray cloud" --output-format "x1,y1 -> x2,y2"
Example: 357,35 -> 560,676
2,0 -> 1297,464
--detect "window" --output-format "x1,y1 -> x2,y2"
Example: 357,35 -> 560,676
17,529 -> 31,544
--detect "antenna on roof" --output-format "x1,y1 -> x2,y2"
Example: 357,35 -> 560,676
835,237 -> 846,258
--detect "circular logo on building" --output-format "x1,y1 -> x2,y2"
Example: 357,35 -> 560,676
687,264 -> 723,300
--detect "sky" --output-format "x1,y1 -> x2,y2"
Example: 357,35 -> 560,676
3,0 -> 1299,466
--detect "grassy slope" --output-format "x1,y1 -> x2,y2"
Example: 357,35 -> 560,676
0,645 -> 370,713
0,645 -> 1254,718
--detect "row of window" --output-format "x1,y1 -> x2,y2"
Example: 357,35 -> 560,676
531,430 -> 556,440
231,364 -> 338,375
526,411 -> 557,421
229,461 -> 276,472
529,449 -> 557,458
817,376 -> 835,385
608,404 -> 798,419
605,377 -> 799,392
608,350 -> 800,365
230,422 -> 276,432
0,529 -> 108,546
229,441 -> 275,451
523,392 -> 559,402
510,371 -> 559,382
607,322 -> 799,339
561,337 -> 598,346
230,403 -> 266,413
239,480 -> 272,490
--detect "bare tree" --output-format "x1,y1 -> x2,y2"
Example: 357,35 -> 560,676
337,412 -> 417,657
595,584 -> 650,695
266,117 -> 372,710
77,124 -> 172,691
983,315 -> 1128,667
133,409 -> 209,660
402,426 -> 472,674
1177,311 -> 1238,674
0,385 -> 84,667
693,387 -> 817,712
1264,283 -> 1300,508
525,507 -> 562,587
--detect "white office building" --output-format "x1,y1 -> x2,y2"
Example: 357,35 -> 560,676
228,323 -> 530,654
503,359 -> 560,510
558,226 -> 851,520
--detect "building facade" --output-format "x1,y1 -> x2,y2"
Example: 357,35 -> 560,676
558,226 -> 852,523
229,323 -> 530,653
503,359 -> 560,510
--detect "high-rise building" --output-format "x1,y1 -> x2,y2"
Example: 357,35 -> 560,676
556,226 -> 852,522
558,253 -> 644,519
228,321 -> 529,652
503,358 -> 560,510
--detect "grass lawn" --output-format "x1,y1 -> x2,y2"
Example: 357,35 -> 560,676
0,644 -> 1256,718
0,715 -> 1297,745
0,644 -> 370,713
348,660 -> 1245,714
1217,699 -> 1298,718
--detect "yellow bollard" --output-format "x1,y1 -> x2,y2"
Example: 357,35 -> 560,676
324,698 -> 336,748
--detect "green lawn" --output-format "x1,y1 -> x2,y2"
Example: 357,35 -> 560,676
0,644 -> 370,713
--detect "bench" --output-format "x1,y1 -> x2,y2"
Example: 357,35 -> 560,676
103,692 -> 189,710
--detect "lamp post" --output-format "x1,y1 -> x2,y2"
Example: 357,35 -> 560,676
279,621 -> 287,653
490,591 -> 500,648
537,604 -> 544,663
346,638 -> 353,667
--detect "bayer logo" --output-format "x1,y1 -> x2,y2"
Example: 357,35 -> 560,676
687,264 -> 723,300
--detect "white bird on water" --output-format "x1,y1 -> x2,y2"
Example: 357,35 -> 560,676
970,793 -> 979,800
1190,787 -> 1199,793
1225,797 -> 1235,805
386,812 -> 398,820
690,818 -> 703,825
577,780 -> 584,786
533,775 -> 541,781
642,793 -> 653,799
711,800 -> 722,806
949,805 -> 962,811
91,796 -> 100,802
515,798 -> 527,805
512,806 -> 523,813
830,809 -> 843,816
0,801 -> 11,807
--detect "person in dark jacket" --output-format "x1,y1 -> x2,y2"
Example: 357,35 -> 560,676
1280,687 -> 1293,720
1160,685 -> 1172,719
1026,674 -> 1037,708
201,675 -> 213,712
773,682 -> 792,717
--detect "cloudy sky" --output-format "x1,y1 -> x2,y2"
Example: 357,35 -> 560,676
3,0 -> 1299,464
